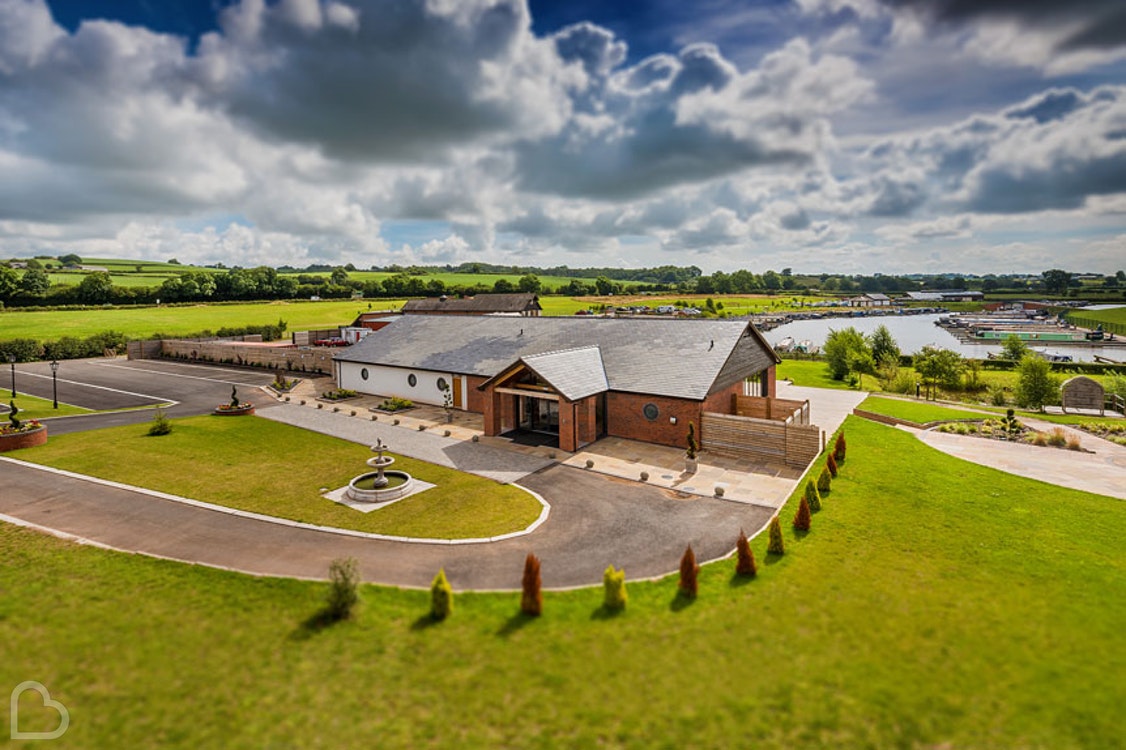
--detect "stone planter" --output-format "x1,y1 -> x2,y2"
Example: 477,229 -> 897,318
213,404 -> 255,416
685,458 -> 698,474
0,425 -> 48,452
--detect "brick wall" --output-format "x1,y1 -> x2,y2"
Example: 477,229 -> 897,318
605,391 -> 703,449
159,340 -> 336,375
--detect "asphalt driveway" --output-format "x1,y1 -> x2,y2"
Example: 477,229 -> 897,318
1,459 -> 772,590
7,357 -> 280,434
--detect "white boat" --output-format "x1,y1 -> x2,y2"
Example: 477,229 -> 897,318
774,336 -> 795,352
795,339 -> 815,354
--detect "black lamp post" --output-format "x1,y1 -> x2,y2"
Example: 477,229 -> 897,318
50,360 -> 60,409
6,353 -> 14,398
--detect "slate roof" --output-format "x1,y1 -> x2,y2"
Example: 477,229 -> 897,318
512,346 -> 609,401
401,293 -> 541,314
335,316 -> 779,401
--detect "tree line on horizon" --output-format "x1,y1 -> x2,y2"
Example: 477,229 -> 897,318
1,256 -> 1123,308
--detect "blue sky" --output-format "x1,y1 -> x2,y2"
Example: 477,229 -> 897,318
2,0 -> 1125,274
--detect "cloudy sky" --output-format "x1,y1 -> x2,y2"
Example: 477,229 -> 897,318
1,0 -> 1124,274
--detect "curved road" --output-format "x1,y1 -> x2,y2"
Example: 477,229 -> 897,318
1,459 -> 771,589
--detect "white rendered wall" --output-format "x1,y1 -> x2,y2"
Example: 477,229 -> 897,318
338,362 -> 454,406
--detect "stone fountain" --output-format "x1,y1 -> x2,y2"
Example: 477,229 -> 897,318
345,438 -> 415,503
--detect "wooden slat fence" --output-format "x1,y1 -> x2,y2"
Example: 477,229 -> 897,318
702,412 -> 821,468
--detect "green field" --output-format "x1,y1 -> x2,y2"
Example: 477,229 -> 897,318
1,416 -> 1122,746
12,416 -> 541,539
0,299 -> 400,342
1068,305 -> 1126,335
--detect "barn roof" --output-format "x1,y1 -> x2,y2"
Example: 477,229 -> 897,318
335,316 -> 778,400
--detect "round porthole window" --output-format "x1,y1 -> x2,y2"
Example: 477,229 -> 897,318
643,403 -> 659,421
407,373 -> 417,387
360,368 -> 369,381
437,377 -> 448,391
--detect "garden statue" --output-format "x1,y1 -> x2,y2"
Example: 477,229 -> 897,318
230,385 -> 240,409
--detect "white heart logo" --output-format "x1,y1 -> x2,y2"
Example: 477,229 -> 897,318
10,681 -> 70,741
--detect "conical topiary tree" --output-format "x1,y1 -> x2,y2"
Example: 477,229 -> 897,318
678,545 -> 699,598
430,568 -> 453,621
521,553 -> 542,617
827,452 -> 839,478
735,529 -> 757,577
686,421 -> 698,460
833,432 -> 847,463
603,566 -> 627,610
817,466 -> 832,494
804,479 -> 822,512
767,516 -> 785,555
793,494 -> 812,531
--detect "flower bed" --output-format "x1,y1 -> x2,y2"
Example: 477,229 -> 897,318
213,403 -> 255,416
373,396 -> 414,413
0,423 -> 47,451
319,389 -> 358,402
933,413 -> 1088,452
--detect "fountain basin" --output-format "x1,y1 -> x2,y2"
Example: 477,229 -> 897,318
346,470 -> 415,503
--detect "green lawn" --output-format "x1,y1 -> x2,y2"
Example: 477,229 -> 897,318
1,416 -> 1122,746
11,416 -> 541,539
0,300 -> 404,342
777,358 -> 873,390
1,392 -> 92,420
858,395 -> 989,424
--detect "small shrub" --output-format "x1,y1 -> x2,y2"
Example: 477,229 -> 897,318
379,396 -> 414,411
1030,431 -> 1049,447
767,516 -> 785,555
1047,427 -> 1068,447
735,529 -> 757,577
603,566 -> 627,610
430,568 -> 453,621
678,546 -> 699,598
816,466 -> 831,494
988,386 -> 1008,406
833,432 -> 846,463
793,495 -> 812,531
147,407 -> 172,436
417,424 -> 426,431
827,453 -> 838,478
521,553 -> 542,617
1066,435 -> 1083,451
585,459 -> 594,469
350,410 -> 357,417
443,429 -> 451,437
804,480 -> 822,513
326,557 -> 359,621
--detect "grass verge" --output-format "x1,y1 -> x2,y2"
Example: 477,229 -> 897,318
0,392 -> 92,420
1,416 -> 1123,746
10,415 -> 541,539
857,395 -> 989,424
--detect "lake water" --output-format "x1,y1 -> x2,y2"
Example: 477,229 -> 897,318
762,314 -> 1115,363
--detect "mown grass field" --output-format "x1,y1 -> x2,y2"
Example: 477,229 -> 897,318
11,416 -> 541,539
1,416 -> 1122,747
0,299 -> 399,341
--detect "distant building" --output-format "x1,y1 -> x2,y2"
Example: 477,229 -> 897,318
905,290 -> 983,302
847,293 -> 892,307
401,293 -> 542,317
